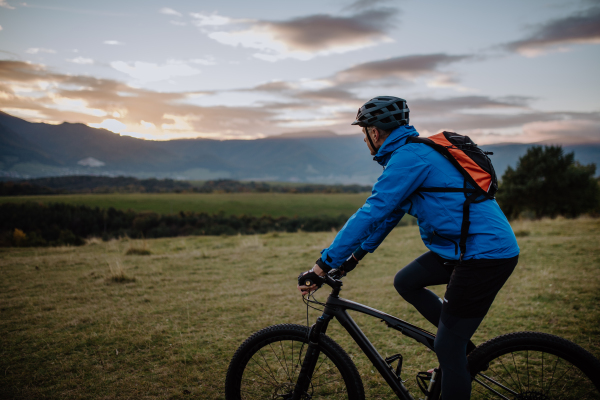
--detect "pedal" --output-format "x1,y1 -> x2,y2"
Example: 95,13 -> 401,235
416,371 -> 432,396
416,368 -> 439,397
384,354 -> 403,378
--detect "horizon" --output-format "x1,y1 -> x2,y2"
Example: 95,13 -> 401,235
4,110 -> 600,147
0,0 -> 599,145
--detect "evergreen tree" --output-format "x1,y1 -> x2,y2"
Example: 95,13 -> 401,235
497,145 -> 599,218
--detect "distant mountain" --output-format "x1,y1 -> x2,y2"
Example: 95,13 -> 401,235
1,111 -> 598,183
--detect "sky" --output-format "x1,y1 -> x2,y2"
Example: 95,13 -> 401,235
0,0 -> 599,144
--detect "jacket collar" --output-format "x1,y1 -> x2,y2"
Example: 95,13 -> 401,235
373,125 -> 419,166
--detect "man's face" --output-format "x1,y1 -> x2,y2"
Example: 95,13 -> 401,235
363,126 -> 377,156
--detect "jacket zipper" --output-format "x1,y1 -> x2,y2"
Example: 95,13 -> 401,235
429,231 -> 458,255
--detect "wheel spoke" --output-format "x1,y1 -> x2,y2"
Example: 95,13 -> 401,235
542,351 -> 546,393
470,341 -> 599,400
268,342 -> 291,382
510,352 -> 523,392
546,353 -> 561,393
526,349 -> 530,390
486,362 -> 520,395
242,369 -> 277,387
248,356 -> 279,387
497,354 -> 520,391
280,340 -> 291,381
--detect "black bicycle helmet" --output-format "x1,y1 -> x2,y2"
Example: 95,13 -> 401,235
351,96 -> 409,130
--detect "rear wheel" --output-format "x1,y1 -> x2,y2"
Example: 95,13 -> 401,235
468,331 -> 600,399
225,324 -> 365,400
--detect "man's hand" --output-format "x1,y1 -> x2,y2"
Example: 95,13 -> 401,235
297,264 -> 325,295
340,254 -> 358,274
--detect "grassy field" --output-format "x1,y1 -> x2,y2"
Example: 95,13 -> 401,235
0,193 -> 372,217
1,218 -> 599,399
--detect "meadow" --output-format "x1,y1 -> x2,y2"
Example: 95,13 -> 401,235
0,193 -> 372,218
1,217 -> 598,399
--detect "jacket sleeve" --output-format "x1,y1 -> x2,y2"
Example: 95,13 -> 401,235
319,148 -> 428,270
360,208 -> 405,253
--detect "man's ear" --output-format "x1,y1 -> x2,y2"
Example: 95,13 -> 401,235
371,127 -> 380,142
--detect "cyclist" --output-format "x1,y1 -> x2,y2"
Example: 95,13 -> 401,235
298,96 -> 519,399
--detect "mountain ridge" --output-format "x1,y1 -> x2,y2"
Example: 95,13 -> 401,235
1,111 -> 598,183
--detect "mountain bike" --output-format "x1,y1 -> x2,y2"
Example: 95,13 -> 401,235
225,270 -> 600,399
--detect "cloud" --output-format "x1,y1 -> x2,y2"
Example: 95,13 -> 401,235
160,7 -> 181,17
256,9 -> 397,53
333,53 -> 470,83
191,6 -> 398,61
344,0 -> 392,12
505,6 -> 600,56
89,118 -> 127,133
104,40 -> 124,45
297,88 -> 359,103
0,60 -> 275,139
110,60 -> 201,83
66,57 -> 94,65
2,60 -> 598,144
0,0 -> 14,9
190,57 -> 216,66
409,95 -> 531,115
26,48 -> 57,54
404,95 -> 600,144
190,13 -> 235,26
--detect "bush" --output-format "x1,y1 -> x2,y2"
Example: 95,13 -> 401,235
497,145 -> 600,218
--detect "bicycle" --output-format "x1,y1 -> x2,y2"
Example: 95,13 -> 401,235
225,269 -> 600,399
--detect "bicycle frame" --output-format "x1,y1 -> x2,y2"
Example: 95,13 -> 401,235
294,277 -> 440,400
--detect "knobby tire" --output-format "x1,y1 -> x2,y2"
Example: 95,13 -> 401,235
467,331 -> 600,399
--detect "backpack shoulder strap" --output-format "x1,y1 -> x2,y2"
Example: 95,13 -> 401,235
407,134 -> 491,198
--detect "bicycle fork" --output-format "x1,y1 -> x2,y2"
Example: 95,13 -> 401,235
292,314 -> 331,400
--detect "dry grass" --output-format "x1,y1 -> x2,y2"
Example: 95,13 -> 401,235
0,218 -> 598,399
106,261 -> 136,283
125,240 -> 152,256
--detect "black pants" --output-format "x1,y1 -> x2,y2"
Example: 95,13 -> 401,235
394,252 -> 518,399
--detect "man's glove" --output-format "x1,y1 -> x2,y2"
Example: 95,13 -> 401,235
339,254 -> 358,275
298,269 -> 324,288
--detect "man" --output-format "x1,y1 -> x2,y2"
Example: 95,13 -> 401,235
297,96 -> 519,399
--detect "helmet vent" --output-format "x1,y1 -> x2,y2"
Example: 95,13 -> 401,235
393,114 -> 405,121
386,105 -> 396,112
371,109 -> 384,116
395,101 -> 404,110
365,103 -> 376,109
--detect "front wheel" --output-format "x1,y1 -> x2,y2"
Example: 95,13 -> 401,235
468,331 -> 600,399
225,324 -> 365,400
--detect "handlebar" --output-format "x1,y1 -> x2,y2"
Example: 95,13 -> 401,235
303,269 -> 344,290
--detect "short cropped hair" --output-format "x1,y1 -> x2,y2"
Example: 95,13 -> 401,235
366,126 -> 392,138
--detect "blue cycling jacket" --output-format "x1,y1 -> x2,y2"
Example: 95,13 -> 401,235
320,125 -> 519,269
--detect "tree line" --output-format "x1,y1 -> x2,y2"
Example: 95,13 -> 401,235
0,202 -> 353,247
0,176 -> 372,195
